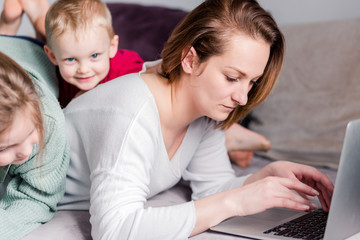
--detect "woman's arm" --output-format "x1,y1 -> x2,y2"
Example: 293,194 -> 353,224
182,122 -> 333,236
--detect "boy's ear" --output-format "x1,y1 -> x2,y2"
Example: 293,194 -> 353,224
44,45 -> 58,66
109,35 -> 119,58
181,46 -> 198,74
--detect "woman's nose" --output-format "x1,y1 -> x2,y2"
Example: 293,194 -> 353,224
232,86 -> 249,106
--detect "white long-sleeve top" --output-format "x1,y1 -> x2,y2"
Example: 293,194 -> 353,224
60,61 -> 249,240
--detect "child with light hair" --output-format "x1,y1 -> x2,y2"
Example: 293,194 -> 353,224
43,0 -> 144,107
0,41 -> 69,239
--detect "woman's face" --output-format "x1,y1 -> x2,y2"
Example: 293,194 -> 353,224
0,109 -> 39,166
190,33 -> 270,121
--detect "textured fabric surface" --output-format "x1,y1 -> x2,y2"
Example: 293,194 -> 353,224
0,35 -> 58,96
249,18 -> 360,169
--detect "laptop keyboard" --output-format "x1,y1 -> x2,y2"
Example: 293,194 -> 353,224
263,209 -> 328,240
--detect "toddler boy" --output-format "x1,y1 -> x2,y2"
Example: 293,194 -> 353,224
43,0 -> 144,107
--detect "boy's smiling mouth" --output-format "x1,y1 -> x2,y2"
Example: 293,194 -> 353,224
75,76 -> 94,82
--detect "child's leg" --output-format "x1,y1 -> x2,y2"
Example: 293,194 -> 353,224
225,123 -> 271,152
228,151 -> 253,169
225,123 -> 271,168
0,0 -> 23,35
20,0 -> 49,42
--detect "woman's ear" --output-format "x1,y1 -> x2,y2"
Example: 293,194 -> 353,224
44,45 -> 58,66
181,46 -> 198,74
109,35 -> 119,58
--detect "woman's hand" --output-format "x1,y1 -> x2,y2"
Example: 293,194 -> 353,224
243,161 -> 334,211
192,174 -> 319,236
192,161 -> 333,236
228,175 -> 321,217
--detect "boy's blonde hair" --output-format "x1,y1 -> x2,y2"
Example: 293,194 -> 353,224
45,0 -> 114,48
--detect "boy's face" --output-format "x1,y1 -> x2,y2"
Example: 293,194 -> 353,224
44,26 -> 118,91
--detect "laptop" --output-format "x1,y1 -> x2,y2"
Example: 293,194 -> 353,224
211,119 -> 360,240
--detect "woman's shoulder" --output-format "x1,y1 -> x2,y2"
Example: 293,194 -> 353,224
63,73 -> 160,134
66,73 -> 152,111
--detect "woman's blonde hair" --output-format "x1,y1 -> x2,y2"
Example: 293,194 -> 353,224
161,0 -> 285,129
45,0 -> 114,48
0,52 -> 44,151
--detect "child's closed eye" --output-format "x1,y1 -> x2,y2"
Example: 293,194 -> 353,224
0,147 -> 9,153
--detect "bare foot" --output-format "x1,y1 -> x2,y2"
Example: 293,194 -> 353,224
20,0 -> 49,41
229,151 -> 253,168
225,123 -> 271,152
0,0 -> 23,35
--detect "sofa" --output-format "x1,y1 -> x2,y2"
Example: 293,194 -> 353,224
23,2 -> 360,240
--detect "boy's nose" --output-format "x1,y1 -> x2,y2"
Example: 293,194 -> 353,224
77,62 -> 90,73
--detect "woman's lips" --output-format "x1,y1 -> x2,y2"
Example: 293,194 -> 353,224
222,105 -> 236,111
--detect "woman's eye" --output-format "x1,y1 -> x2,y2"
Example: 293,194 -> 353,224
250,80 -> 258,87
226,76 -> 237,82
91,53 -> 99,59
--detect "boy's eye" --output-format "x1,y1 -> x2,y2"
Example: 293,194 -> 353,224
65,58 -> 75,62
91,53 -> 99,59
226,76 -> 237,82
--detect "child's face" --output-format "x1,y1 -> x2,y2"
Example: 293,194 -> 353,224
45,26 -> 118,91
0,110 -> 39,166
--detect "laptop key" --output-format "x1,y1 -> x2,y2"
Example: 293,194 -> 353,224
263,209 -> 328,240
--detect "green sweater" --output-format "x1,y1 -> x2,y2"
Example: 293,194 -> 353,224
0,36 -> 70,240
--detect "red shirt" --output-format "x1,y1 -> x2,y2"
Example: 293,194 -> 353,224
57,49 -> 144,108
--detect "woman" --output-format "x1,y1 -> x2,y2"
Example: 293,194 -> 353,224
61,0 -> 333,239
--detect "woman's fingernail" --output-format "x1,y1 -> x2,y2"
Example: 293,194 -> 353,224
310,203 -> 318,209
306,195 -> 315,200
302,205 -> 310,210
312,189 -> 319,195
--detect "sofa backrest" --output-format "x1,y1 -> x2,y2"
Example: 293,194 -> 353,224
249,18 -> 360,169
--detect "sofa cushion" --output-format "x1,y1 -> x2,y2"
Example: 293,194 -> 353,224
108,3 -> 188,61
249,18 -> 360,169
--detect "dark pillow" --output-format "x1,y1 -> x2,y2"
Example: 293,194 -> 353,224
107,3 -> 188,61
